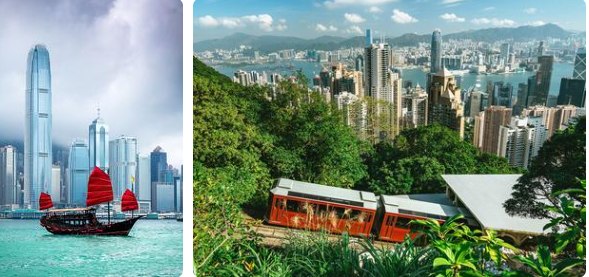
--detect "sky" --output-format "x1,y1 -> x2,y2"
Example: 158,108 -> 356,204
0,0 -> 183,167
194,0 -> 586,42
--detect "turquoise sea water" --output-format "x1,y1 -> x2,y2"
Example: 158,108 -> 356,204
214,60 -> 573,96
0,219 -> 182,277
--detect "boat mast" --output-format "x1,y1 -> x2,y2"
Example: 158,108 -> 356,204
108,201 -> 110,224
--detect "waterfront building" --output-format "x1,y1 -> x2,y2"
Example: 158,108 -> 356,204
402,85 -> 428,128
51,165 -> 60,203
573,47 -> 586,80
526,55 -> 553,106
89,110 -> 109,172
25,45 -> 53,209
109,136 -> 137,198
365,29 -> 372,45
430,29 -> 442,73
491,82 -> 513,108
155,182 -> 175,212
67,140 -> 89,206
0,146 -> 17,205
426,68 -> 465,138
558,78 -> 586,107
136,155 -> 151,202
150,146 -> 168,212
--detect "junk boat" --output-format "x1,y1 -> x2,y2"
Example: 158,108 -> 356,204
39,167 -> 143,236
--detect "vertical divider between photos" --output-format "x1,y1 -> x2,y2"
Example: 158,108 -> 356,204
181,0 -> 196,276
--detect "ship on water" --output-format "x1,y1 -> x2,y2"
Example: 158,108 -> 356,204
39,167 -> 143,236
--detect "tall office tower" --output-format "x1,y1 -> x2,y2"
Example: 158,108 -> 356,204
480,106 -> 512,154
430,29 -> 442,73
426,68 -> 465,138
365,29 -> 373,45
466,91 -> 485,118
109,136 -> 137,198
67,140 -> 89,206
402,84 -> 428,128
355,55 -> 364,73
573,47 -> 586,80
500,43 -> 511,61
558,78 -> 586,107
51,165 -> 60,203
514,83 -> 528,115
527,55 -> 554,106
472,111 -> 485,149
89,110 -> 109,172
150,146 -> 168,212
0,146 -> 17,206
537,41 -> 545,56
136,155 -> 151,202
492,82 -> 514,107
25,45 -> 53,209
498,117 -> 547,168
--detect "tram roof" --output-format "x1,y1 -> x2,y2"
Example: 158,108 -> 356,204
381,194 -> 476,224
442,174 -> 549,236
271,178 -> 378,210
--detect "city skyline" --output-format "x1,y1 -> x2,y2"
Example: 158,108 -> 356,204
194,0 -> 586,42
0,0 -> 183,166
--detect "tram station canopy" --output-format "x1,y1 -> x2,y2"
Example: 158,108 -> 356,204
442,174 -> 550,236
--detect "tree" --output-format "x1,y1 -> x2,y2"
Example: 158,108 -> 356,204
504,117 -> 586,219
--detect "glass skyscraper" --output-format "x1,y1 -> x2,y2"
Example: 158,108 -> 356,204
0,146 -> 17,206
430,29 -> 442,73
67,140 -> 89,206
25,45 -> 53,209
89,111 -> 109,172
109,136 -> 137,197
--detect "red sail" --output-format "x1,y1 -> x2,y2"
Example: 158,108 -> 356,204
86,167 -> 114,207
39,192 -> 53,210
121,189 -> 139,212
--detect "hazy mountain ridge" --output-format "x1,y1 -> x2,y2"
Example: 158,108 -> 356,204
194,24 -> 576,53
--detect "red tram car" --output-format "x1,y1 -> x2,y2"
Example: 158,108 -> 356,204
266,179 -> 477,243
266,178 -> 378,237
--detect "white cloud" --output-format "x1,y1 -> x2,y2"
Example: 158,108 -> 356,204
196,14 -> 285,32
345,25 -> 363,34
316,23 -> 338,32
482,6 -> 495,11
439,13 -> 465,23
197,15 -> 219,27
471,17 -> 516,27
344,13 -> 366,23
528,21 -> 545,27
391,9 -> 418,24
368,6 -> 383,13
324,0 -> 397,9
524,7 -> 537,14
442,0 -> 467,4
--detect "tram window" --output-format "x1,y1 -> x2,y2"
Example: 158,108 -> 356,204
317,204 -> 327,216
286,200 -> 299,212
395,217 -> 412,229
386,216 -> 395,226
334,207 -> 345,218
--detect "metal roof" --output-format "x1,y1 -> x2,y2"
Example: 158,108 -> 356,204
271,178 -> 378,210
442,174 -> 549,236
381,194 -> 476,224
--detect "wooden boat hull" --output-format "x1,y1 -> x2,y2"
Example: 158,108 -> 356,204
40,214 -> 144,236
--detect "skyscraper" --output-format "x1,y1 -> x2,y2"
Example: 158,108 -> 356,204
480,106 -> 512,155
150,146 -> 168,211
573,47 -> 586,80
0,146 -> 17,206
558,78 -> 586,107
89,110 -> 109,172
426,68 -> 465,138
67,140 -> 89,206
25,45 -> 53,209
497,117 -> 547,168
109,136 -> 138,198
136,155 -> 151,202
51,165 -> 60,203
527,55 -> 554,106
430,29 -> 442,73
365,29 -> 372,45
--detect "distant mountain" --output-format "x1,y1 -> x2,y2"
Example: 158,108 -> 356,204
194,24 -> 576,52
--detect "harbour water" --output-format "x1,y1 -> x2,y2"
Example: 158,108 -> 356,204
213,60 -> 573,96
0,219 -> 182,277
